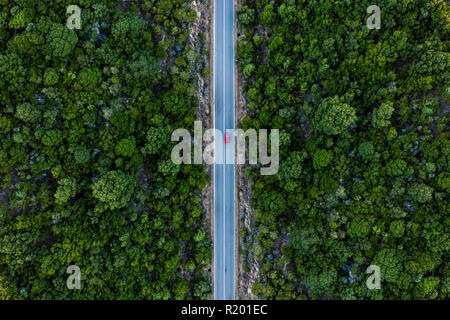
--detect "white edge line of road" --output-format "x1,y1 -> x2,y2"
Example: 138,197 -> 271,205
212,0 -> 216,300
232,0 -> 237,300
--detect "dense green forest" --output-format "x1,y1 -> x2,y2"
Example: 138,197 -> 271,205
237,0 -> 449,299
0,0 -> 211,299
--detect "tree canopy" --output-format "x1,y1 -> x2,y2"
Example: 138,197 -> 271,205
237,0 -> 449,300
0,0 -> 211,300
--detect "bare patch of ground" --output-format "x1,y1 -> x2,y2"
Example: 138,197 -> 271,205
235,0 -> 259,301
188,0 -> 214,299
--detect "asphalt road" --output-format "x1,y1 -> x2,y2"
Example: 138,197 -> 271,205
213,0 -> 235,300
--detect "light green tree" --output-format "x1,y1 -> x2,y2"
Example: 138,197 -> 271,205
45,24 -> 78,57
373,249 -> 403,283
237,6 -> 255,26
306,270 -> 337,295
386,159 -> 408,176
260,4 -> 276,27
15,102 -> 40,123
372,102 -> 394,129
142,127 -> 169,155
116,136 -> 136,157
54,177 -> 77,205
414,277 -> 440,299
347,217 -> 371,238
44,68 -> 59,86
112,12 -> 143,39
313,149 -> 333,169
313,96 -> 356,136
389,220 -> 405,238
158,159 -> 180,176
92,171 -> 136,210
408,183 -> 433,203
76,68 -> 102,90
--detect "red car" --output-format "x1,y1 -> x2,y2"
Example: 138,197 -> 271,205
224,133 -> 230,144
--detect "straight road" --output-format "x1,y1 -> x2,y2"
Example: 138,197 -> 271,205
213,0 -> 235,300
